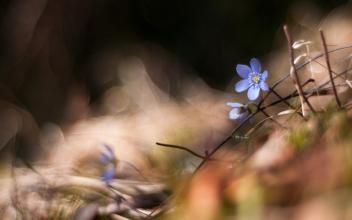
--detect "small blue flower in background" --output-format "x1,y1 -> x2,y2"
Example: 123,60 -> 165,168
99,143 -> 116,184
235,58 -> 269,100
101,165 -> 115,183
226,102 -> 248,120
100,143 -> 116,164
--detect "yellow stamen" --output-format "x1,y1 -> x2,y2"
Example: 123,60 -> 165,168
251,75 -> 260,84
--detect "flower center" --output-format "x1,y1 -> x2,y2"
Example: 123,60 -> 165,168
250,73 -> 261,84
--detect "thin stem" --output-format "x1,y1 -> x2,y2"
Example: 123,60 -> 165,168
318,66 -> 352,89
303,78 -> 315,87
283,25 -> 316,117
259,108 -> 287,129
193,112 -> 257,173
310,59 -> 345,80
245,115 -> 274,137
320,30 -> 342,108
155,142 -> 234,163
156,142 -> 205,159
269,87 -> 304,118
270,87 -> 293,108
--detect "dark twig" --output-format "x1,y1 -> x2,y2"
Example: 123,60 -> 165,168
260,79 -> 316,110
155,142 -> 234,163
259,108 -> 287,129
270,87 -> 295,109
310,59 -> 346,80
193,113 -> 256,173
320,30 -> 342,108
156,142 -> 205,159
283,25 -> 316,117
303,78 -> 315,87
318,66 -> 352,89
269,86 -> 305,118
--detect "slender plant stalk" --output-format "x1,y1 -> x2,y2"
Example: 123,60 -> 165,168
268,87 -> 304,119
283,25 -> 316,117
319,30 -> 342,108
259,108 -> 287,129
155,142 -> 232,163
192,113 -> 256,173
156,142 -> 206,159
270,87 -> 294,108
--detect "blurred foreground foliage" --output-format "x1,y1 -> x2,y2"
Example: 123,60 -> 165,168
161,108 -> 352,220
4,100 -> 352,220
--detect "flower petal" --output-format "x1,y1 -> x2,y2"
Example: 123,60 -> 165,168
248,86 -> 261,100
261,70 -> 268,81
226,102 -> 243,108
101,167 -> 115,183
100,154 -> 110,164
102,143 -> 115,160
260,81 -> 269,91
235,79 -> 250,92
236,64 -> 251,78
229,108 -> 241,120
250,58 -> 261,73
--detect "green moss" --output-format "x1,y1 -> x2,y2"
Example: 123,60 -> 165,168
288,126 -> 312,151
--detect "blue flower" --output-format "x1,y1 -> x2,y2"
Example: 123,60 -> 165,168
226,102 -> 248,120
99,143 -> 116,184
101,165 -> 115,183
235,58 -> 269,100
100,143 -> 116,164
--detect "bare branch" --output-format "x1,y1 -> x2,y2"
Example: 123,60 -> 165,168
155,142 -> 234,163
320,30 -> 342,108
155,142 -> 205,159
283,25 -> 316,117
193,113 -> 256,173
259,108 -> 287,129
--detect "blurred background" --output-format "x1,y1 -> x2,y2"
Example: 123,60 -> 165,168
0,0 -> 349,124
2,1 -> 352,219
0,0 -> 349,160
